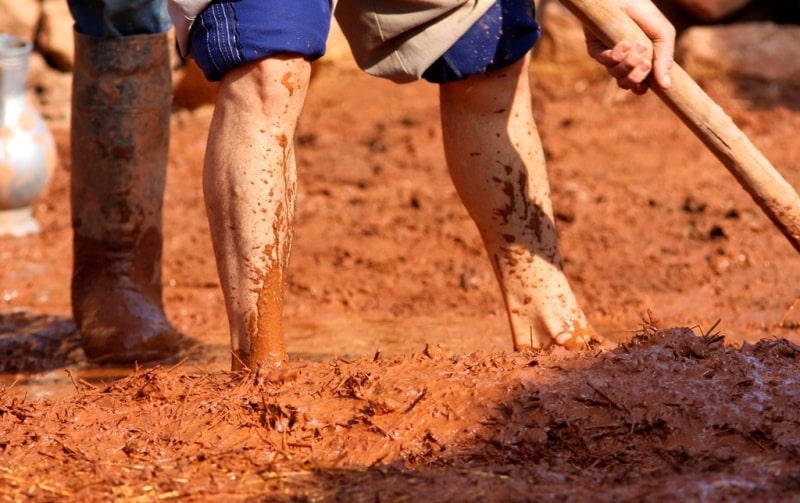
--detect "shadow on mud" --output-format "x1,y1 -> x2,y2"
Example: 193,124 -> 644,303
2,327 -> 800,500
0,311 -> 81,373
279,330 -> 800,501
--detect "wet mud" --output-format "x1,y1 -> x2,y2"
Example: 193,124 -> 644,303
2,55 -> 800,499
3,329 -> 800,501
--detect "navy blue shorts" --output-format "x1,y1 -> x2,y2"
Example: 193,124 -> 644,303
422,0 -> 540,83
191,0 -> 540,83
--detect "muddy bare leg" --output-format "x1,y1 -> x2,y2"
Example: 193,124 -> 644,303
439,55 -> 596,350
204,56 -> 311,369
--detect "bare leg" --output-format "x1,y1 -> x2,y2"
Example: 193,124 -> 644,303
439,55 -> 596,350
203,56 -> 311,369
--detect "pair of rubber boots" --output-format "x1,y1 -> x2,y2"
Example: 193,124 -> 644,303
71,31 -> 181,364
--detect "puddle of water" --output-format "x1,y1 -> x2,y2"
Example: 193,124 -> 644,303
1,366 -> 138,401
286,316 -> 636,360
0,316 -> 634,401
286,315 -> 510,360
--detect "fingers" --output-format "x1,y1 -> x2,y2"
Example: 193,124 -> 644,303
623,0 -> 676,89
585,31 -> 652,94
652,37 -> 675,89
607,41 -> 652,92
583,0 -> 676,93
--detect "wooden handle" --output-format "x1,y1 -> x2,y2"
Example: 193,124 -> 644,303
558,0 -> 800,254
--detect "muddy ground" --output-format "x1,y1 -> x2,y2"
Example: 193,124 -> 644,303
2,49 -> 800,501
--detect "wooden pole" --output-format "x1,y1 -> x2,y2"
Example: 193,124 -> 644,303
558,0 -> 800,254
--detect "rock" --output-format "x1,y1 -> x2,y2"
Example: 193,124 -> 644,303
534,0 -> 588,64
0,0 -> 40,40
668,0 -> 753,22
677,22 -> 800,83
36,0 -> 75,72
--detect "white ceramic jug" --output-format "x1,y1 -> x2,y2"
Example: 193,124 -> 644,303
0,34 -> 56,237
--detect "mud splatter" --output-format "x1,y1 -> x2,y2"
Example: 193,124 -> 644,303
281,72 -> 294,96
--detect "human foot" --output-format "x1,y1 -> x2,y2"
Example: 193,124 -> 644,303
554,325 -> 615,351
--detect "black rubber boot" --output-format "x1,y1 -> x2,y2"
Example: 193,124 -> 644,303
70,30 -> 181,364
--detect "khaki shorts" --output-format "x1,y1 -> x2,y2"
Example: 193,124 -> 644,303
334,0 -> 496,81
168,0 -> 528,82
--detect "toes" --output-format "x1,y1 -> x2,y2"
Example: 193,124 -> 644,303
555,326 -> 603,351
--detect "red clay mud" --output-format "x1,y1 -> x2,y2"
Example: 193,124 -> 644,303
1,56 -> 800,500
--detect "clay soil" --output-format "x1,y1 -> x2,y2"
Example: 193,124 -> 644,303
2,54 -> 800,501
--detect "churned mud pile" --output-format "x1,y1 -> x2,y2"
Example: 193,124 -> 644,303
2,31 -> 800,501
2,328 -> 799,501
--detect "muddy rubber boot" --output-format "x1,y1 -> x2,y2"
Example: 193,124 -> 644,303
70,31 -> 180,364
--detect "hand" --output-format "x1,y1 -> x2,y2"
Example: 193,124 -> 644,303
584,0 -> 675,95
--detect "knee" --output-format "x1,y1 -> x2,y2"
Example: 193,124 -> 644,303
440,56 -> 529,114
215,56 -> 312,131
220,56 -> 311,100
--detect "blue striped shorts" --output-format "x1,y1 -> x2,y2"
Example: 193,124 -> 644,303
190,0 -> 540,83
